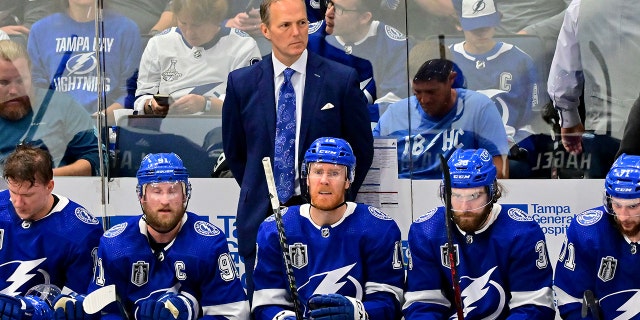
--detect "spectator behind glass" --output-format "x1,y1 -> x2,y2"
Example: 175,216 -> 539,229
135,0 -> 261,116
449,0 -> 539,178
548,0 -> 640,178
107,0 -> 175,38
319,0 -> 411,121
0,0 -> 52,45
0,144 -> 102,320
222,0 -> 373,298
27,0 -> 142,126
373,59 -> 509,179
0,40 -> 102,176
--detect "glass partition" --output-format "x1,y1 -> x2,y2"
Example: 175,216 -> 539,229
0,0 -> 634,226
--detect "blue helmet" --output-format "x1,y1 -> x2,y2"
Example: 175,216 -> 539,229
446,148 -> 496,190
605,153 -> 640,199
136,153 -> 191,198
302,137 -> 356,182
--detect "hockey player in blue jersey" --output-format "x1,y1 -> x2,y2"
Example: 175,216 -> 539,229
252,137 -> 405,319
554,153 -> 640,319
57,153 -> 249,319
403,148 -> 555,319
374,58 -> 509,179
0,145 -> 103,319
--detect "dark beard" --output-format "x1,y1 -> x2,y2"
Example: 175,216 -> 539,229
453,205 -> 492,233
0,95 -> 31,121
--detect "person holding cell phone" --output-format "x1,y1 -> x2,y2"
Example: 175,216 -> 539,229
134,0 -> 261,116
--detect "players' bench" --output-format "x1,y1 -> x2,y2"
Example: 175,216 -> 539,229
111,115 -> 222,178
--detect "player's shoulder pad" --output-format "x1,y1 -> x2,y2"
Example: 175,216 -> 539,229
233,28 -> 251,37
104,222 -> 128,238
192,220 -> 221,237
384,24 -> 406,41
73,206 -> 100,225
367,206 -> 392,221
309,21 -> 324,34
264,207 -> 290,222
575,209 -> 604,226
414,208 -> 438,223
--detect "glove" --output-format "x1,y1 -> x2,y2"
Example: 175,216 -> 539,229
274,310 -> 297,320
0,293 -> 53,320
308,294 -> 368,320
53,293 -> 98,320
136,292 -> 196,320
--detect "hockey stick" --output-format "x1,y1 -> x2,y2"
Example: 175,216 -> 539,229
589,41 -> 611,136
581,290 -> 601,320
438,34 -> 447,61
79,284 -> 130,319
439,154 -> 464,320
262,157 -> 303,320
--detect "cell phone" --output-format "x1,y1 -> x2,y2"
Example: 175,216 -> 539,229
153,94 -> 173,107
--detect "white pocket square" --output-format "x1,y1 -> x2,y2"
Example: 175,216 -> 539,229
321,103 -> 334,110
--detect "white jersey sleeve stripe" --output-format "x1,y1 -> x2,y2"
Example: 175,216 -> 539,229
553,285 -> 583,306
510,287 -> 555,309
402,290 -> 451,310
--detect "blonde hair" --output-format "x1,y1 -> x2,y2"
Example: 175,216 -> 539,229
172,0 -> 228,25
0,40 -> 31,68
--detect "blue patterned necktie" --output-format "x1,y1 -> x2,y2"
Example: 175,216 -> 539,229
274,68 -> 296,202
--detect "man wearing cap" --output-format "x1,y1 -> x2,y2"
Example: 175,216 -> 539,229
373,58 -> 509,179
449,0 -> 540,178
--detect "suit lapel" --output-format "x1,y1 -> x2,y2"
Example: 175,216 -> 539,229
259,56 -> 277,148
300,52 -> 324,152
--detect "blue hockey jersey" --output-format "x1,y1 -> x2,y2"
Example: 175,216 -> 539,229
89,212 -> 249,319
373,89 -> 509,179
554,206 -> 640,319
252,203 -> 405,319
450,41 -> 539,144
404,204 -> 555,319
0,190 -> 102,295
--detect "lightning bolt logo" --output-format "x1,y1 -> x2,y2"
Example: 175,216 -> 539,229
609,290 -> 640,319
472,0 -> 486,14
297,263 -> 363,300
0,258 -> 47,296
66,52 -> 96,76
459,266 -> 505,319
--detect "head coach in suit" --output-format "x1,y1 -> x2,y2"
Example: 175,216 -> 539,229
222,0 -> 374,298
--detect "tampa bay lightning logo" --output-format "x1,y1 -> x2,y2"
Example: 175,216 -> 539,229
265,207 -> 289,222
298,263 -> 363,300
458,266 -> 506,319
0,258 -> 48,295
368,206 -> 392,220
66,52 -> 97,76
104,222 -> 127,238
194,220 -> 220,236
507,208 -> 532,222
233,28 -> 251,37
599,289 -> 640,318
384,25 -> 406,42
75,207 -> 99,225
309,21 -> 323,34
576,209 -> 603,226
414,208 -> 437,223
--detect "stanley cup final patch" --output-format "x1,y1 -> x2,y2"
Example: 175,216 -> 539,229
440,244 -> 460,269
289,243 -> 308,269
598,256 -> 617,282
131,261 -> 150,287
